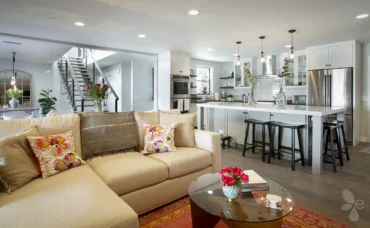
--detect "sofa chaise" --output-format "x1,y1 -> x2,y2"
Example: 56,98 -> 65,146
0,111 -> 221,228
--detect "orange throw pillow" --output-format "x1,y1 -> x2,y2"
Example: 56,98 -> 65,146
27,131 -> 85,178
143,124 -> 177,154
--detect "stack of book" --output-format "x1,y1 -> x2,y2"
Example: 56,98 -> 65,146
242,170 -> 269,192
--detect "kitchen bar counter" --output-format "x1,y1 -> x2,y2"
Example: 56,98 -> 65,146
197,102 -> 345,116
197,102 -> 346,176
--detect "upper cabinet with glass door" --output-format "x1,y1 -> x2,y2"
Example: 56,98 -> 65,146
234,58 -> 257,88
279,51 -> 306,87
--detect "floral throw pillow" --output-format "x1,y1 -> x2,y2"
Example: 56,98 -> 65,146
143,124 -> 177,154
27,131 -> 85,178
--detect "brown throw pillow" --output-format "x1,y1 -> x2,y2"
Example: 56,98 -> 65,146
0,127 -> 41,193
80,112 -> 139,159
159,111 -> 196,148
134,111 -> 159,150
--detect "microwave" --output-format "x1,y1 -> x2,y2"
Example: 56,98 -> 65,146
171,75 -> 190,99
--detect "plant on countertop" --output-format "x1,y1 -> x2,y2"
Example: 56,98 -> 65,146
38,89 -> 57,116
219,166 -> 249,200
244,68 -> 259,89
6,86 -> 23,99
86,83 -> 110,112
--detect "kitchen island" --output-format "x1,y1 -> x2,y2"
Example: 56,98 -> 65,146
197,102 -> 346,175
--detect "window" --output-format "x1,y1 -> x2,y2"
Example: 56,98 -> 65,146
196,67 -> 211,94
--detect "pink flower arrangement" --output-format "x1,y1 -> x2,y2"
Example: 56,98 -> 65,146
86,82 -> 110,101
219,166 -> 249,187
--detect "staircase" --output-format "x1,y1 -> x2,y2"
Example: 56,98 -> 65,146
57,49 -> 119,113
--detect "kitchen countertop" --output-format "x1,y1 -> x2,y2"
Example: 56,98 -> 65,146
196,102 -> 345,116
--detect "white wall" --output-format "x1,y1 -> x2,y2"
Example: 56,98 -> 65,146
361,43 -> 370,142
102,63 -> 123,112
132,59 -> 154,111
0,60 -> 70,115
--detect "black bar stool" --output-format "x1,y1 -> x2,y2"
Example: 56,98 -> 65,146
324,122 -> 350,161
323,123 -> 345,172
268,121 -> 305,171
242,119 -> 271,162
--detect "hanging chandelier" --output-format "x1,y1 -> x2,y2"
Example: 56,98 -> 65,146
236,41 -> 241,65
259,36 -> 266,63
289,29 -> 296,59
10,52 -> 16,86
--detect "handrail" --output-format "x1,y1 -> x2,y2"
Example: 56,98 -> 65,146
63,54 -> 85,100
86,49 -> 119,101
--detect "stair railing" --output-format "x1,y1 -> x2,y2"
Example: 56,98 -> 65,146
58,57 -> 77,111
86,49 -> 119,112
63,54 -> 86,112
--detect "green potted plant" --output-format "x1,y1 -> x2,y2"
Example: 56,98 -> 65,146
38,89 -> 57,116
6,86 -> 23,108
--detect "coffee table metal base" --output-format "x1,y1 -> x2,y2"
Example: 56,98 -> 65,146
190,198 -> 282,228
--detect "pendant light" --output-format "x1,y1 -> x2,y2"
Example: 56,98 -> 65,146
259,36 -> 266,63
10,52 -> 16,86
289,29 -> 296,59
236,41 -> 241,65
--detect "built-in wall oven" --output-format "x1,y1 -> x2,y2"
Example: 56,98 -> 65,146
171,75 -> 190,113
171,75 -> 190,99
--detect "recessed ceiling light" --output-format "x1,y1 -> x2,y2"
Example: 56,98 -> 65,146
285,45 -> 292,48
138,34 -> 146,38
356,14 -> 368,19
208,48 -> 213,51
75,22 -> 85,26
188,10 -> 199,16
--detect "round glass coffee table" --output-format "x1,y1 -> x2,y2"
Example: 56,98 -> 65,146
188,173 -> 294,228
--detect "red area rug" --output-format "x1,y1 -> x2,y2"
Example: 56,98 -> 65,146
139,197 -> 349,228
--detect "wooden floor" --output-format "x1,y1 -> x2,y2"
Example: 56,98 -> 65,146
221,143 -> 370,228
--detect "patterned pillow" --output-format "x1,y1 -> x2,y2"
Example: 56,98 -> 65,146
143,124 -> 177,154
27,131 -> 85,178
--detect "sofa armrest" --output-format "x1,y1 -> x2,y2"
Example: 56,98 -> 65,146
194,130 -> 221,173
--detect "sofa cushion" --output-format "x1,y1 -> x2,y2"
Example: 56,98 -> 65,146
0,114 -> 82,157
143,124 -> 177,154
87,152 -> 168,195
27,131 -> 85,178
80,112 -> 139,159
0,165 -> 138,228
0,127 -> 40,193
146,147 -> 212,179
134,111 -> 159,150
159,111 -> 196,148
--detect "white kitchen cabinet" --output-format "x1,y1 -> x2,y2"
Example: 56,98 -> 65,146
171,53 -> 190,76
308,48 -> 329,70
329,44 -> 353,68
307,43 -> 353,70
294,51 -> 307,86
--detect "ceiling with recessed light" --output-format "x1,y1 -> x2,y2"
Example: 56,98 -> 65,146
0,0 -> 369,62
0,35 -> 72,63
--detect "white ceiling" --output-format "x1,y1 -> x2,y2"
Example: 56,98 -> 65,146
97,52 -> 154,68
0,35 -> 71,62
0,0 -> 370,62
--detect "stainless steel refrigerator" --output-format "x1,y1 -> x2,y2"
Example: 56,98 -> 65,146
307,68 -> 353,144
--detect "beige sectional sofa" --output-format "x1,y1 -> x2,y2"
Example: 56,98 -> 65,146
0,112 -> 221,228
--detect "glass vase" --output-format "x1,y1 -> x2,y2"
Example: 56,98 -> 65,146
275,87 -> 287,108
249,86 -> 257,105
222,184 -> 242,201
94,100 -> 103,112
